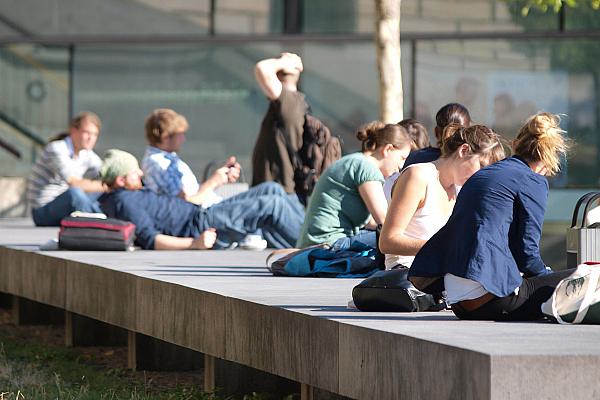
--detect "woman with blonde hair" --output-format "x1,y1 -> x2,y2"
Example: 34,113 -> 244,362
380,123 -> 505,270
297,122 -> 414,250
408,112 -> 575,321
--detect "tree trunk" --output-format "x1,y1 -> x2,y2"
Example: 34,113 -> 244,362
375,0 -> 403,123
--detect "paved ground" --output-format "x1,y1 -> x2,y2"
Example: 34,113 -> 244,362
2,218 -> 599,357
2,218 -> 600,399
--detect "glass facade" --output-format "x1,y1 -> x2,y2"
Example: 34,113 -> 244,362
216,0 -> 279,34
0,44 -> 69,176
413,38 -> 600,187
0,0 -> 599,219
72,42 -> 388,173
0,0 -> 210,36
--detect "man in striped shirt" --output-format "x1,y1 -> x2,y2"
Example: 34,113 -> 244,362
27,112 -> 106,226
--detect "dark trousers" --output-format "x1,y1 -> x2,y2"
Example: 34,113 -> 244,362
452,268 -> 576,321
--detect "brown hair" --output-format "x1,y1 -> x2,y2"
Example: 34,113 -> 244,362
49,111 -> 102,143
436,103 -> 471,130
144,108 -> 189,146
441,123 -> 505,164
70,111 -> 102,131
397,118 -> 429,149
434,103 -> 471,145
513,112 -> 570,176
356,122 -> 415,152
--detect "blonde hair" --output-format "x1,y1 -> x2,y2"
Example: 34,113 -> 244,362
441,123 -> 505,164
144,108 -> 189,146
356,121 -> 415,152
513,112 -> 570,176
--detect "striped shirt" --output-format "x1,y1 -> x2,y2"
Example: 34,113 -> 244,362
27,137 -> 102,209
141,146 -> 222,208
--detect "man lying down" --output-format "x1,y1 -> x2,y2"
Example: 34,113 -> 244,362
98,149 -> 305,250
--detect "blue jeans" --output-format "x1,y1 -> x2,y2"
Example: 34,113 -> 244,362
199,182 -> 305,249
32,188 -> 102,226
331,230 -> 377,251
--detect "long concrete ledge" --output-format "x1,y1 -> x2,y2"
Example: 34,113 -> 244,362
1,218 -> 600,399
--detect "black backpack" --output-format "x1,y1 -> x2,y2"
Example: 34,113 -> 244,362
286,114 -> 342,204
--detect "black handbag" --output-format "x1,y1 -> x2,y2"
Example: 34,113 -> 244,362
352,267 -> 445,312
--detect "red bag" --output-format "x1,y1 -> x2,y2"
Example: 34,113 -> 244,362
59,216 -> 135,251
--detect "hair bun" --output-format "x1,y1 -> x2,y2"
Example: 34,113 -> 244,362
355,128 -> 369,142
356,120 -> 385,142
514,112 -> 570,176
527,113 -> 560,139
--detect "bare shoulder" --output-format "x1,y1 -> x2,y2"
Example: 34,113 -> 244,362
398,163 -> 434,185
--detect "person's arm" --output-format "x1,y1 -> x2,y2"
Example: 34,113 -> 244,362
154,228 -> 217,250
510,179 -> 551,276
254,53 -> 303,100
46,143 -> 106,193
185,157 -> 241,205
357,181 -> 388,227
378,168 -> 428,255
68,177 -> 107,192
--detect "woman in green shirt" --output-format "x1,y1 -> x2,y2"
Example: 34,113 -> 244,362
297,122 -> 414,249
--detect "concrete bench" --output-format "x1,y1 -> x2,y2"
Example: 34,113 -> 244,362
1,218 -> 599,399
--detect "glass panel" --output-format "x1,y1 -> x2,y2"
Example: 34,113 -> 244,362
414,38 -> 600,195
0,20 -> 19,36
301,42 -> 383,152
0,0 -> 209,36
215,0 -> 280,34
401,0 -> 559,33
302,0 -> 375,34
0,44 -> 69,177
73,42 -> 382,179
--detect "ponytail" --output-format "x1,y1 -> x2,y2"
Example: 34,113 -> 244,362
513,112 -> 570,176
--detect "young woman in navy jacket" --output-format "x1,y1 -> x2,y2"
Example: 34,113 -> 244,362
408,112 -> 575,321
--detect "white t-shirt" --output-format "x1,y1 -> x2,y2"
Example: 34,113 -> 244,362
444,274 -> 488,305
383,171 -> 400,204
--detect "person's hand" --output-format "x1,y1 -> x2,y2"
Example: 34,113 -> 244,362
209,156 -> 240,186
225,156 -> 241,183
191,228 -> 217,250
279,52 -> 303,74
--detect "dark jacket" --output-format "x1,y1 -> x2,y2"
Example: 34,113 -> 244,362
402,146 -> 441,170
99,189 -> 203,250
408,156 -> 550,297
252,88 -> 308,193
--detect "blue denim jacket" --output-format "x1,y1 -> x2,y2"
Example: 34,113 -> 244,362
408,156 -> 551,297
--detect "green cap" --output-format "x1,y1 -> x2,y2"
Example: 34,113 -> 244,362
100,149 -> 140,184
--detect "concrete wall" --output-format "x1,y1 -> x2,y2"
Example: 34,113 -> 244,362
0,177 -> 27,218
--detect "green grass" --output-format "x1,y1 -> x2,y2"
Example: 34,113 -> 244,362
0,333 -> 296,400
0,335 -> 214,400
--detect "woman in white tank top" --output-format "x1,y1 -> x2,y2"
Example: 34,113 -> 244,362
379,124 -> 505,269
